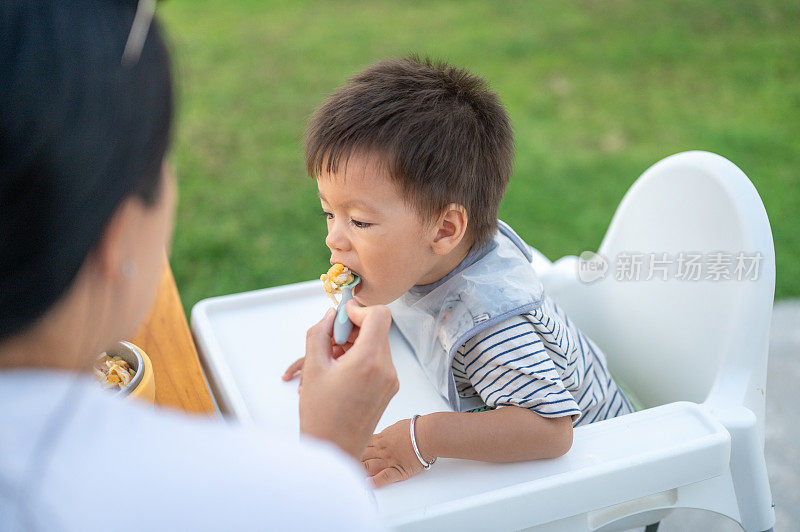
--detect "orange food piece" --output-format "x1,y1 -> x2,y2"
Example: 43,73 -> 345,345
94,355 -> 136,390
320,263 -> 354,304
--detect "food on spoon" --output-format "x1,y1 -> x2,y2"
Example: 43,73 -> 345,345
321,263 -> 355,305
94,354 -> 136,390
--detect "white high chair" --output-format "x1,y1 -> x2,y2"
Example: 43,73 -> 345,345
531,150 -> 776,531
191,151 -> 776,531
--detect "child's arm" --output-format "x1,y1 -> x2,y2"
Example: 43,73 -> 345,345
361,406 -> 573,487
419,406 -> 573,461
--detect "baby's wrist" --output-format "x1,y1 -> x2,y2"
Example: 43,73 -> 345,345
414,414 -> 438,464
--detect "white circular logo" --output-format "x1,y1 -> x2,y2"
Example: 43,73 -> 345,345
577,251 -> 609,284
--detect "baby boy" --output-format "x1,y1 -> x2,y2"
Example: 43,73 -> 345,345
283,56 -> 633,487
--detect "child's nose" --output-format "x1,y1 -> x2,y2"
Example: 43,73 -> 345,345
325,221 -> 350,252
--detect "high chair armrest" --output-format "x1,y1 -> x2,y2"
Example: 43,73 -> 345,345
377,401 -> 730,531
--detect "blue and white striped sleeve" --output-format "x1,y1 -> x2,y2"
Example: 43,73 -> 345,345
453,315 -> 581,420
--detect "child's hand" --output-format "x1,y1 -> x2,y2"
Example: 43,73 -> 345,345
361,418 -> 428,488
281,356 -> 306,382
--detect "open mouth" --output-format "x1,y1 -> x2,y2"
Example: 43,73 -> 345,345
352,279 -> 363,296
343,267 -> 364,296
324,261 -> 364,303
348,270 -> 363,298
329,261 -> 362,282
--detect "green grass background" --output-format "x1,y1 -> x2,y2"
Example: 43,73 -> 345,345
158,0 -> 800,311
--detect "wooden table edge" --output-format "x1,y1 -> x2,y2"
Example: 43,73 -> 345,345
131,261 -> 217,416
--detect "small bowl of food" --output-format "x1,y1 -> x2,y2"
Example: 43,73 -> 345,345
94,341 -> 155,405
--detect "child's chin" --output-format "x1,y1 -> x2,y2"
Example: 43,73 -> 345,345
353,288 -> 383,307
353,283 -> 396,306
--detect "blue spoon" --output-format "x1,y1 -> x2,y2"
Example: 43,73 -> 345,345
333,274 -> 361,345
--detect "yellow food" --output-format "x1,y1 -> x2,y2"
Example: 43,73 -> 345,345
94,355 -> 136,390
321,263 -> 354,305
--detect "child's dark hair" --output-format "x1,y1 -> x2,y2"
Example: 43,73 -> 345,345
304,56 -> 514,245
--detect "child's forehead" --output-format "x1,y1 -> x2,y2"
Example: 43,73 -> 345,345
320,152 -> 392,182
316,155 -> 404,205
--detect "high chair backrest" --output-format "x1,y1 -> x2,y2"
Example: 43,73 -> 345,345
542,152 -> 775,430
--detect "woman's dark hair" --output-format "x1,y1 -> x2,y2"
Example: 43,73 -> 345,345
0,0 -> 173,340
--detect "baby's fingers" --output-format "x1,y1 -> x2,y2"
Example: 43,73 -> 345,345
370,466 -> 405,488
281,357 -> 305,381
362,458 -> 386,476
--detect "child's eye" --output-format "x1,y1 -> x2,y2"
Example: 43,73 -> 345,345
320,211 -> 334,220
350,219 -> 372,229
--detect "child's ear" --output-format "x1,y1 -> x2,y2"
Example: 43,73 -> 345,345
431,203 -> 468,255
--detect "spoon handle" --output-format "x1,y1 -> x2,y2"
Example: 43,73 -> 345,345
333,287 -> 354,345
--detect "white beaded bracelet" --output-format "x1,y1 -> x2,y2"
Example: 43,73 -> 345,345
410,414 -> 436,470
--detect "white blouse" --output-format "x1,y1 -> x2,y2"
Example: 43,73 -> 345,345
0,370 -> 382,531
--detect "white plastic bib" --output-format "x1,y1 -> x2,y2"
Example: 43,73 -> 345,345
389,221 -> 545,411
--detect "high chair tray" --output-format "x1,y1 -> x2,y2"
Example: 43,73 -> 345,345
191,281 -> 731,530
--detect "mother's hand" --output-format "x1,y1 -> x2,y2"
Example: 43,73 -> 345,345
298,301 -> 398,459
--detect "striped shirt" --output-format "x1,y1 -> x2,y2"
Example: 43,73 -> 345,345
452,294 -> 633,426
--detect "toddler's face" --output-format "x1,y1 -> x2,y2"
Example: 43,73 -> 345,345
317,154 -> 438,305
